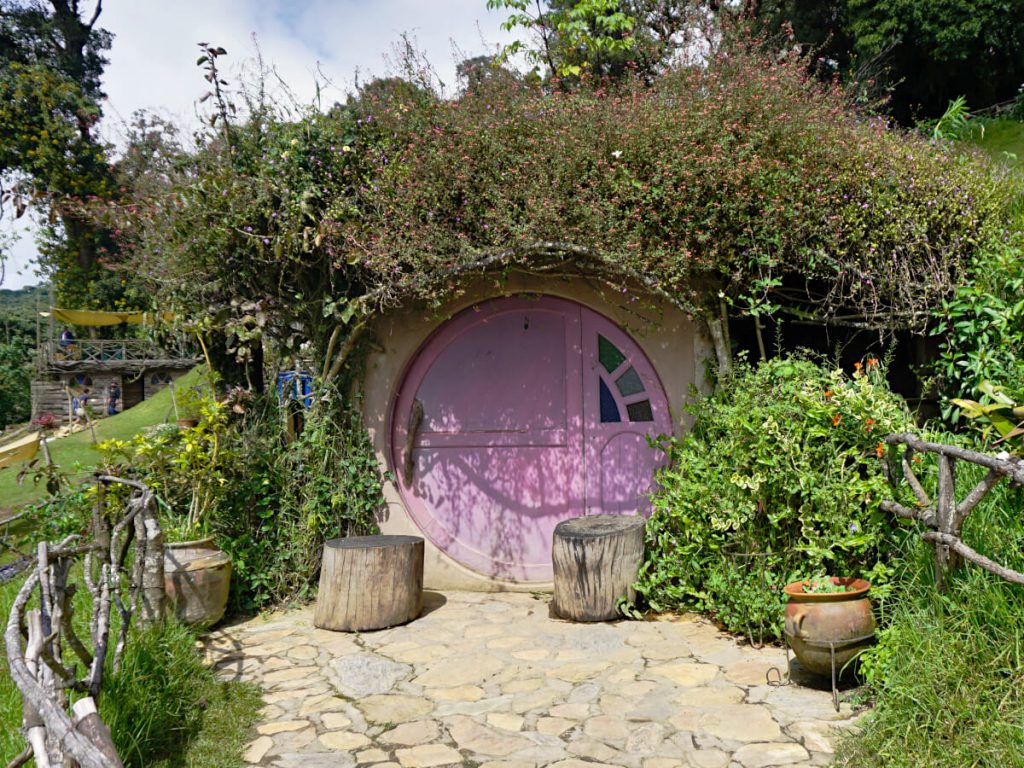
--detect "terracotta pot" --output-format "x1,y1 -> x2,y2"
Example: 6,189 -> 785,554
783,577 -> 875,677
164,538 -> 231,627
176,418 -> 199,429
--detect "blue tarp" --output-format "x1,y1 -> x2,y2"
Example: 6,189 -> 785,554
276,371 -> 314,408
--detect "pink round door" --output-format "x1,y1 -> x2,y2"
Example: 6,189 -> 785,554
391,296 -> 671,581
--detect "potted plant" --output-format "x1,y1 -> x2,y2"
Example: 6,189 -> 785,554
99,400 -> 233,627
162,397 -> 232,626
173,384 -> 203,429
163,536 -> 232,627
783,576 -> 875,677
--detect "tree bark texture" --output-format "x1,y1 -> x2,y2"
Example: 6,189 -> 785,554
552,514 -> 645,622
314,536 -> 424,632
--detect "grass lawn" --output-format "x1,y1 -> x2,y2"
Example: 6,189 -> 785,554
0,368 -> 200,513
974,117 -> 1024,170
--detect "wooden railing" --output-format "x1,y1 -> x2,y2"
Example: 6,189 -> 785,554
882,433 -> 1024,589
38,339 -> 197,370
4,476 -> 164,768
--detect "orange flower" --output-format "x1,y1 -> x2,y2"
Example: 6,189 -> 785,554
824,390 -> 833,398
853,361 -> 863,372
832,413 -> 842,426
875,442 -> 885,458
867,357 -> 879,368
865,418 -> 876,431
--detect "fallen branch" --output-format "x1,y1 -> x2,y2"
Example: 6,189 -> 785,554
5,476 -> 162,767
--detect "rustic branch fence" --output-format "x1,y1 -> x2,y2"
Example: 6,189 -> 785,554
4,475 -> 165,768
882,433 -> 1024,589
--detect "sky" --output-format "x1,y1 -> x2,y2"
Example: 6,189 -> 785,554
1,0 -> 518,290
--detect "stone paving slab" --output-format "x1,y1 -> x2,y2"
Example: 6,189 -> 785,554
204,591 -> 861,768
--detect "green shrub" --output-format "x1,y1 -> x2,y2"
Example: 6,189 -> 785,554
931,237 -> 1024,412
838,471 -> 1024,768
210,399 -> 383,611
99,391 -> 384,612
111,42 -> 1009,386
0,338 -> 31,430
636,355 -> 916,641
98,383 -> 230,540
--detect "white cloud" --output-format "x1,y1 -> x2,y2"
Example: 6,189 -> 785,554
2,0 -> 517,290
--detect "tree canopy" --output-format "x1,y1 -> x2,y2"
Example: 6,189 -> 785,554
733,0 -> 1024,121
489,0 -> 1024,121
0,0 -> 129,307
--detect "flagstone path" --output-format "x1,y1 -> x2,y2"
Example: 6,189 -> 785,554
204,591 -> 862,768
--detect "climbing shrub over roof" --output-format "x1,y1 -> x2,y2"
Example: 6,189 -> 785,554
107,42 -> 1006,378
342,45 -> 1005,329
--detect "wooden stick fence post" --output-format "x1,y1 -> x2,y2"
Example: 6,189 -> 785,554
881,433 -> 1024,590
5,476 -> 163,767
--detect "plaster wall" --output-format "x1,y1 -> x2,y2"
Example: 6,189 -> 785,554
361,272 -> 713,591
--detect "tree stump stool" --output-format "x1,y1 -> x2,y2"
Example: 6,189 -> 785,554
314,535 -> 424,632
552,514 -> 645,622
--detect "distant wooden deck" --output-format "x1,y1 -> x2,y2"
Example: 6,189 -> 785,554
38,339 -> 199,373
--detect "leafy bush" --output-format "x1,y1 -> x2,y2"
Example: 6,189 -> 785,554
210,399 -> 384,611
839,470 -> 1024,768
636,356 -> 916,641
99,389 -> 231,540
17,485 -> 94,541
98,392 -> 384,612
104,41 -> 1009,382
931,237 -> 1024,412
0,338 -> 31,430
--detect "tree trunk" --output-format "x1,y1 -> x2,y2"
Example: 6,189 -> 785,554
703,297 -> 733,378
552,515 -> 645,622
314,536 -> 424,632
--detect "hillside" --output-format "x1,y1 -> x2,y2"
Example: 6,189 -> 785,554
975,118 -> 1024,171
0,367 -> 200,513
0,284 -> 46,343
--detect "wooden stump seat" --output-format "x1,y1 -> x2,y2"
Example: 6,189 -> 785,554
314,535 -> 424,632
552,514 -> 646,622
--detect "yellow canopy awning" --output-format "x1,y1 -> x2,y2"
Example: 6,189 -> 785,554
40,308 -> 175,326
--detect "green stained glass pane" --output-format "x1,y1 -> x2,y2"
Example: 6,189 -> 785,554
615,366 -> 645,397
598,335 -> 626,373
627,399 -> 654,422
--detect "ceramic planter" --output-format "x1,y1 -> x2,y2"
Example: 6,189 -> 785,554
783,577 -> 875,677
164,537 -> 232,627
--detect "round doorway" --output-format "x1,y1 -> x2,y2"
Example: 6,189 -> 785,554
391,295 -> 671,581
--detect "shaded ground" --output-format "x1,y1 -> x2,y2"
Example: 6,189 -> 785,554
205,591 -> 861,768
